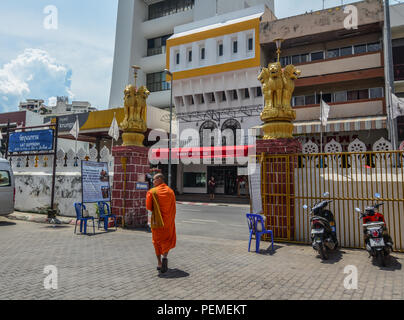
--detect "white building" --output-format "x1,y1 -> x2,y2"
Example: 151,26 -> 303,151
159,4 -> 275,195
109,0 -> 275,110
19,97 -> 97,116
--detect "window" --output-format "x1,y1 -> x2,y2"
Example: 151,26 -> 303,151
244,88 -> 250,99
188,50 -> 192,62
305,95 -> 316,105
200,47 -> 205,60
0,171 -> 11,187
218,43 -> 224,57
147,34 -> 172,56
176,52 -> 180,65
340,46 -> 353,56
200,95 -> 205,104
347,89 -> 369,101
367,42 -> 381,52
327,49 -> 339,59
280,56 -> 291,66
354,44 -> 367,54
300,54 -> 309,63
183,172 -> 206,188
256,87 -> 262,97
221,92 -> 227,102
311,51 -> 324,61
294,96 -> 305,106
208,93 -> 215,103
319,93 -> 332,103
146,72 -> 170,92
334,91 -> 347,102
292,55 -> 301,65
369,87 -> 384,99
148,0 -> 195,20
232,90 -> 238,100
233,40 -> 238,54
248,38 -> 254,51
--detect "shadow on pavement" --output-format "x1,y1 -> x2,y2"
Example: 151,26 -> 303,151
158,269 -> 190,279
0,221 -> 16,227
42,225 -> 71,229
257,244 -> 283,255
372,255 -> 402,271
320,249 -> 345,264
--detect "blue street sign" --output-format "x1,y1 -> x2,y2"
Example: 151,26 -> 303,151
136,182 -> 149,191
8,130 -> 54,153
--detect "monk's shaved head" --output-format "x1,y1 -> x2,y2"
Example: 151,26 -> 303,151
153,173 -> 165,186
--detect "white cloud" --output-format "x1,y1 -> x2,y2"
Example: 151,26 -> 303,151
0,48 -> 73,112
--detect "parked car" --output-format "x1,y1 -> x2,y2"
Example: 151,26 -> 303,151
0,158 -> 14,216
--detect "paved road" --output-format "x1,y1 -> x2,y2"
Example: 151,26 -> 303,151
176,203 -> 249,241
0,204 -> 404,300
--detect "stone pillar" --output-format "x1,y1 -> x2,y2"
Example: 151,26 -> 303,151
111,146 -> 150,228
256,138 -> 301,240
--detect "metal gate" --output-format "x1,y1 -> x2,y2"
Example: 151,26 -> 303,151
262,150 -> 404,252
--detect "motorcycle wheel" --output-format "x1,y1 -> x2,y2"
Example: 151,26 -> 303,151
318,245 -> 328,260
376,251 -> 386,267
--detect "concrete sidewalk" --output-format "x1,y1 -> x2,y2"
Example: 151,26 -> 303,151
7,211 -> 76,225
1,217 -> 404,300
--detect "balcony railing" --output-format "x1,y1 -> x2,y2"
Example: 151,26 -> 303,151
394,64 -> 404,81
147,47 -> 165,57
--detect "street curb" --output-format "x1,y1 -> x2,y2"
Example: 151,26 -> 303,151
7,212 -> 76,225
176,201 -> 249,208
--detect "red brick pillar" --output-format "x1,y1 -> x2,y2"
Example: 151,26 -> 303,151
256,138 -> 302,240
111,146 -> 150,228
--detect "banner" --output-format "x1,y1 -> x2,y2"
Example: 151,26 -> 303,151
8,129 -> 54,153
320,99 -> 331,126
81,161 -> 111,203
248,162 -> 262,214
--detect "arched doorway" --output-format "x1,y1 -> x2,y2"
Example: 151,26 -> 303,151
221,119 -> 241,147
199,120 -> 218,147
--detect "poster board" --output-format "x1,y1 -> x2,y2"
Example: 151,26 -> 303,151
81,161 -> 111,203
248,162 -> 262,214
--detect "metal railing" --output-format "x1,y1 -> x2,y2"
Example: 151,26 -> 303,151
261,151 -> 404,252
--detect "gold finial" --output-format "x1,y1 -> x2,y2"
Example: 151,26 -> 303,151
274,38 -> 284,63
132,65 -> 141,88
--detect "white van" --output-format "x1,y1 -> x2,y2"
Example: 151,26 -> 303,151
0,158 -> 14,216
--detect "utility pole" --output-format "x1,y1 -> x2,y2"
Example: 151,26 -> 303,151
383,0 -> 398,150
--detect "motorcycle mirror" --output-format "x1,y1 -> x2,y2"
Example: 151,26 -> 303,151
355,208 -> 361,213
375,193 -> 381,199
323,192 -> 330,197
302,205 -> 308,210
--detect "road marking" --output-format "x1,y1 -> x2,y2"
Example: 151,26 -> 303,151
190,219 -> 218,223
229,224 -> 246,228
183,209 -> 201,212
181,221 -> 208,225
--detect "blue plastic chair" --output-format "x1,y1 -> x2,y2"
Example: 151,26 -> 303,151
74,203 -> 95,235
246,213 -> 274,253
97,202 -> 117,231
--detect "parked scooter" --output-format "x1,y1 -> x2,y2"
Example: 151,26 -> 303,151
355,193 -> 393,267
303,192 -> 338,260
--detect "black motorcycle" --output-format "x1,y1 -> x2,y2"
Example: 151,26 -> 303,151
355,193 -> 393,267
303,192 -> 338,260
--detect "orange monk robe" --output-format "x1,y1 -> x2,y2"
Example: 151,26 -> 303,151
146,183 -> 176,256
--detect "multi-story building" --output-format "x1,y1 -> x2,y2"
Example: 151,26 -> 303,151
108,0 -> 275,110
391,2 -> 404,143
260,0 -> 388,151
165,4 -> 275,194
19,97 -> 97,116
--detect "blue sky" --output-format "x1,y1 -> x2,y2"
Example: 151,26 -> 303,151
0,0 -> 390,112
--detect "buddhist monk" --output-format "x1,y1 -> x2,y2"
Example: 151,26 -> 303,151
146,173 -> 176,273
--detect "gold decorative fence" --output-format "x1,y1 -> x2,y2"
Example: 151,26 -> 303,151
261,151 -> 404,252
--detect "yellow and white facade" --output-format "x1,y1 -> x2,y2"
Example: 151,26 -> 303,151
165,5 -> 275,194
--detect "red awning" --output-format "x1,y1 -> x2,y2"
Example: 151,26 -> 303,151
150,145 -> 255,161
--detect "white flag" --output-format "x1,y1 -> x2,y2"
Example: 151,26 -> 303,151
0,130 -> 3,140
108,114 -> 120,142
392,94 -> 404,119
70,117 -> 79,140
320,99 -> 331,126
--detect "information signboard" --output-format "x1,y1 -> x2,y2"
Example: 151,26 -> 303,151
8,130 -> 54,153
81,161 -> 111,203
248,163 -> 262,214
